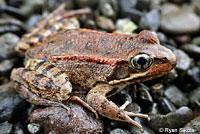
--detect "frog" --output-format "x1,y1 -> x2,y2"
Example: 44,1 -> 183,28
10,3 -> 177,133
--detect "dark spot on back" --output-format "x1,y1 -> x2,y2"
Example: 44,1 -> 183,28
34,61 -> 46,71
42,64 -> 55,76
27,42 -> 35,46
53,71 -> 65,78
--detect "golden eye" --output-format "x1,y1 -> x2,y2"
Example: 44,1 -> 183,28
129,53 -> 153,71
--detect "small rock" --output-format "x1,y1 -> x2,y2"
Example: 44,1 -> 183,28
181,44 -> 200,58
99,0 -> 118,18
25,15 -> 42,30
0,59 -> 15,75
118,0 -> 143,23
149,103 -> 159,114
148,107 -> 194,133
110,128 -> 131,134
116,18 -> 137,33
174,35 -> 192,44
164,85 -> 189,107
193,0 -> 200,16
158,97 -> 177,114
160,4 -> 200,34
136,0 -> 151,11
75,0 -> 98,8
0,92 -> 27,122
192,36 -> 200,46
46,0 -> 74,11
137,83 -> 153,108
180,116 -> 200,134
0,81 -> 15,93
125,103 -> 141,113
139,9 -> 160,31
150,83 -> 164,100
187,66 -> 200,85
0,33 -> 19,61
96,16 -> 115,31
27,124 -> 40,134
173,49 -> 192,71
157,32 -> 168,43
30,103 -> 103,134
189,87 -> 200,108
0,121 -> 13,134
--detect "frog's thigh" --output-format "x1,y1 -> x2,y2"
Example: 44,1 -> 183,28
86,84 -> 145,133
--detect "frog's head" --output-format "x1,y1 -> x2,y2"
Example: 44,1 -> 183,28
109,30 -> 177,85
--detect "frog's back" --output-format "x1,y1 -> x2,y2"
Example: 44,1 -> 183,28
26,29 -> 157,90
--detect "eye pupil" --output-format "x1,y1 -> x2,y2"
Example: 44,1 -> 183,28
129,53 -> 153,71
137,57 -> 147,66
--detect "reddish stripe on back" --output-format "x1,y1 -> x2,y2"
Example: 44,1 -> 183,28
51,54 -> 127,66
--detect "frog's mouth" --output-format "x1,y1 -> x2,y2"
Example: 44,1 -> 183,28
109,57 -> 176,85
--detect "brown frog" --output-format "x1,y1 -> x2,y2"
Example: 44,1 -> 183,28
10,4 -> 177,133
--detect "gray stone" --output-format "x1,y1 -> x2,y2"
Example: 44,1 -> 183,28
139,9 -> 160,31
164,85 -> 189,107
0,121 -> 13,134
0,33 -> 19,60
148,107 -> 194,133
110,128 -> 131,134
189,87 -> 200,108
180,116 -> 200,134
160,4 -> 200,34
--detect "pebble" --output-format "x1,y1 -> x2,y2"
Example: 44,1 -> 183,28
118,0 -> 143,23
137,83 -> 153,108
173,49 -> 192,71
25,15 -> 42,30
139,9 -> 160,31
160,4 -> 200,34
99,0 -> 118,18
0,81 -> 15,93
116,18 -> 137,33
96,16 -> 115,31
27,124 -> 40,134
187,66 -> 200,86
158,97 -> 177,114
0,59 -> 15,75
30,103 -> 103,134
75,0 -> 98,8
174,35 -> 192,44
110,128 -> 131,134
150,83 -> 164,100
164,85 -> 189,107
192,36 -> 200,46
0,92 -> 27,122
130,125 -> 155,134
0,33 -> 19,61
0,121 -> 13,134
149,103 -> 159,114
180,116 -> 200,134
46,0 -> 74,11
189,86 -> 200,108
157,32 -> 168,43
136,0 -> 151,11
148,107 -> 193,133
181,44 -> 200,58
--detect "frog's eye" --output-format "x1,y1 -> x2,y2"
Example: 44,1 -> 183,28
129,53 -> 153,71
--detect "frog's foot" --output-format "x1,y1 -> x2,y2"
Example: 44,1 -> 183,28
86,84 -> 147,133
16,3 -> 91,52
69,96 -> 99,118
120,101 -> 150,120
11,59 -> 73,113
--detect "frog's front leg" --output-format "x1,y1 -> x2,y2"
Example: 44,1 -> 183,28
11,59 -> 72,111
86,84 -> 149,133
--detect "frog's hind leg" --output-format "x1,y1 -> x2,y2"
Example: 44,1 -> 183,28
11,59 -> 72,112
16,3 -> 91,52
86,84 -> 150,133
